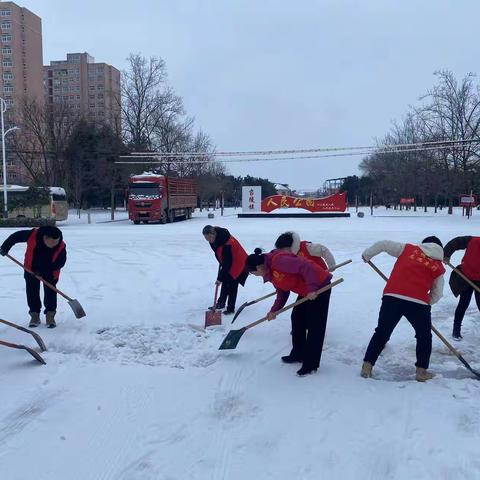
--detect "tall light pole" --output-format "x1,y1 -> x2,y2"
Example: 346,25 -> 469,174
1,97 -> 19,219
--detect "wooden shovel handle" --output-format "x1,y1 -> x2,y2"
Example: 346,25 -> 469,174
446,261 -> 480,295
6,254 -> 71,301
245,278 -> 344,330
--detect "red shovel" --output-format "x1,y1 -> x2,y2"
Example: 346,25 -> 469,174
205,283 -> 222,328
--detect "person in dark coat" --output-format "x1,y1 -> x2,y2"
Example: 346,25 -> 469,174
444,236 -> 480,340
0,226 -> 67,328
202,225 -> 248,314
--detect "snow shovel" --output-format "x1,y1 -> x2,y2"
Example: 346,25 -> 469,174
6,254 -> 86,319
231,259 -> 352,324
205,283 -> 222,328
0,339 -> 46,365
445,261 -> 480,294
0,317 -> 47,352
365,259 -> 480,380
219,278 -> 344,350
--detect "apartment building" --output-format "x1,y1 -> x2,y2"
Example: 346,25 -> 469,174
44,52 -> 121,131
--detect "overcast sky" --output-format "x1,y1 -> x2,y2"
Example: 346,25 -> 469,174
20,0 -> 480,190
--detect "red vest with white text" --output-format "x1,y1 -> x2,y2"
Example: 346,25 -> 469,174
270,251 -> 330,297
384,244 -> 445,303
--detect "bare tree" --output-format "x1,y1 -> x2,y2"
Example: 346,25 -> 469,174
11,97 -> 78,186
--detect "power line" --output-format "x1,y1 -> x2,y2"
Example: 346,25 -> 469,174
123,138 -> 479,158
115,143 -> 475,165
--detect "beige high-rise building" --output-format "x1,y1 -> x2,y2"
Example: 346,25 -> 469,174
0,2 -> 43,183
44,52 -> 121,131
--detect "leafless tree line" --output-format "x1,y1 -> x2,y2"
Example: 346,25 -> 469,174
360,70 -> 480,212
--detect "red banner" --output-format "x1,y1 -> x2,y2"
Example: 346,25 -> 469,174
261,192 -> 347,213
400,198 -> 415,205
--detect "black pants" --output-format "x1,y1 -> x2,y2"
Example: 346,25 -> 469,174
25,273 -> 57,314
218,279 -> 239,311
289,289 -> 331,370
364,296 -> 432,369
454,286 -> 480,329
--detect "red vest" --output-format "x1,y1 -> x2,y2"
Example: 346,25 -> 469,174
215,236 -> 247,280
384,244 -> 445,303
297,240 -> 328,270
270,251 -> 330,297
24,228 -> 65,280
461,237 -> 480,280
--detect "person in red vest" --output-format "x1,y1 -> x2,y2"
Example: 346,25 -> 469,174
361,236 -> 445,382
274,231 -> 336,270
0,226 -> 67,328
202,225 -> 248,314
443,236 -> 480,340
245,247 -> 332,376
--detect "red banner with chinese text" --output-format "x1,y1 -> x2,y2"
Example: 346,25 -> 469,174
261,192 -> 347,213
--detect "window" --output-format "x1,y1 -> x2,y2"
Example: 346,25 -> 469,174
2,59 -> 12,67
1,22 -> 11,30
97,85 -> 104,90
5,98 -> 14,106
3,72 -> 13,80
97,93 -> 104,99
3,85 -> 13,93
76,95 -> 80,99
0,10 -> 11,17
1,34 -> 11,42
89,94 -> 95,99
2,46 -> 11,54
89,85 -> 95,90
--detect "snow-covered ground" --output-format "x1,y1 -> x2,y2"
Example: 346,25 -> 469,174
1,206 -> 479,480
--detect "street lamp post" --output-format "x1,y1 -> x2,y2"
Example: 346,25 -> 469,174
1,97 -> 19,219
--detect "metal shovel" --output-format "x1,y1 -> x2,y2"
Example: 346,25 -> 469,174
6,254 -> 86,319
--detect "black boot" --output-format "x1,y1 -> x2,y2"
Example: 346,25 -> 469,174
452,323 -> 462,340
223,309 -> 235,315
281,355 -> 302,364
296,366 -> 317,376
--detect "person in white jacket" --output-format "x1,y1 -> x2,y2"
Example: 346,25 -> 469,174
274,231 -> 336,271
360,236 -> 445,382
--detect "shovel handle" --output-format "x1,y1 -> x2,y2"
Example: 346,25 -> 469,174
446,261 -> 480,295
212,283 -> 220,311
244,260 -> 351,309
6,254 -> 72,301
244,278 -> 344,330
330,259 -> 352,271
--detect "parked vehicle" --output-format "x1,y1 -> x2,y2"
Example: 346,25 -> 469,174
1,185 -> 68,221
127,174 -> 197,224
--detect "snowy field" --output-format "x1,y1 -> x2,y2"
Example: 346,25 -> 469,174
1,206 -> 480,480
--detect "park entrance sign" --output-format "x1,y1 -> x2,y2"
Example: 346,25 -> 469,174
261,192 -> 347,213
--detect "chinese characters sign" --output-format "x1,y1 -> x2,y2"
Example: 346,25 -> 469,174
261,192 -> 347,213
242,186 -> 262,212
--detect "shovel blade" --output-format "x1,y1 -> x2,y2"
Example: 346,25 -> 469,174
68,299 -> 86,319
205,310 -> 222,328
218,328 -> 246,350
24,346 -> 47,365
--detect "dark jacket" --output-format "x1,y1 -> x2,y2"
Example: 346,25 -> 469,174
1,227 -> 67,276
210,227 -> 248,286
444,236 -> 479,297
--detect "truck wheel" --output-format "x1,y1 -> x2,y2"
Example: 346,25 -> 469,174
133,220 -> 140,225
168,209 -> 175,223
160,212 -> 167,224
186,208 -> 192,219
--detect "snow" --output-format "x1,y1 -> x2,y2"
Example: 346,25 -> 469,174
1,206 -> 480,479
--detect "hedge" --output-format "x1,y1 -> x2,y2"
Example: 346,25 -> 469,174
0,218 -> 56,228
